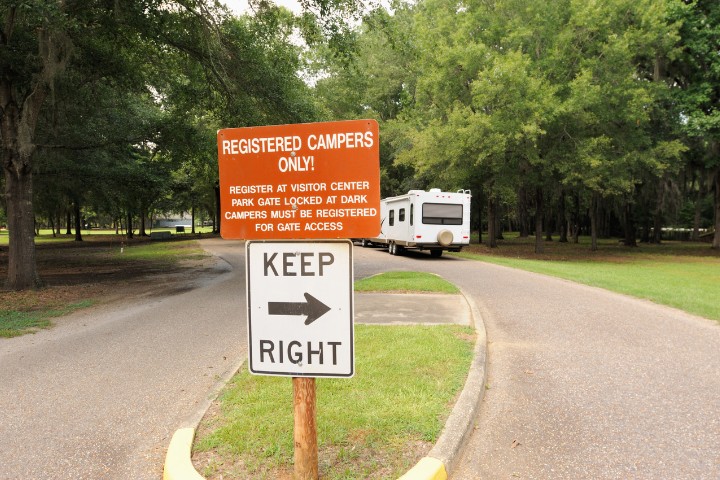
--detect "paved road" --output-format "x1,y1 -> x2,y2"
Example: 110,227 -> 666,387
354,246 -> 720,479
2,240 -> 718,479
0,239 -> 247,479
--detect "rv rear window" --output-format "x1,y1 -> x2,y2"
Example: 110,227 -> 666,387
422,203 -> 463,225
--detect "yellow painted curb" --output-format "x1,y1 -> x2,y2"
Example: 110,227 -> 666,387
163,428 -> 205,480
397,457 -> 448,480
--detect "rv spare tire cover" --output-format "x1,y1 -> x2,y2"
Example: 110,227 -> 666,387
437,229 -> 453,246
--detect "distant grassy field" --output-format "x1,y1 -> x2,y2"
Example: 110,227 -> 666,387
0,227 -> 214,246
457,235 -> 720,321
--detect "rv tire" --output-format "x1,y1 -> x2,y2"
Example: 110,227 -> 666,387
430,249 -> 442,258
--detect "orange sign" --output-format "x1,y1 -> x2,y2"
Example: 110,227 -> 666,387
218,120 -> 380,240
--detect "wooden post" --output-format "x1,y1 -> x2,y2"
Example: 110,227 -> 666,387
293,377 -> 318,480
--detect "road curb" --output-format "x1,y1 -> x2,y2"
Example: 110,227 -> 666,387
400,287 -> 488,479
163,288 -> 488,480
163,428 -> 204,480
398,457 -> 447,480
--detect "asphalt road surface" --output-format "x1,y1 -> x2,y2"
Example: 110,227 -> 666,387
0,239 -> 246,479
2,240 -> 718,479
354,245 -> 720,480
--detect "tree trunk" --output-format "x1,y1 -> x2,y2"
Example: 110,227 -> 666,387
572,192 -> 580,244
126,212 -> 134,239
73,200 -> 83,242
487,195 -> 498,248
713,168 -> 720,249
690,193 -> 702,242
214,181 -> 221,234
624,200 -> 637,247
4,166 -> 42,289
477,190 -> 482,244
191,205 -> 196,234
139,208 -> 147,236
692,184 -> 703,242
558,190 -> 568,243
66,209 -> 72,235
651,178 -> 665,244
535,188 -> 544,254
590,192 -> 599,251
652,210 -> 663,244
495,203 -> 504,240
1,88 -> 44,290
518,187 -> 529,238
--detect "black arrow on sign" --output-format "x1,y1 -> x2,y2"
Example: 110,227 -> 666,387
268,293 -> 331,325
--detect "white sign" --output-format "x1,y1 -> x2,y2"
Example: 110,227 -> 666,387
245,240 -> 354,377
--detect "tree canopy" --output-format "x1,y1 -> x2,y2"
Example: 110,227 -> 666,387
2,0 -> 719,290
313,0 -> 719,252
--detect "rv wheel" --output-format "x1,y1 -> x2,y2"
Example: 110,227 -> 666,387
361,239 -> 370,247
430,249 -> 443,258
388,242 -> 395,255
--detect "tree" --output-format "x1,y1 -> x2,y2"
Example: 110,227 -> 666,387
666,0 -> 720,248
1,0 -> 325,290
2,2 -> 74,288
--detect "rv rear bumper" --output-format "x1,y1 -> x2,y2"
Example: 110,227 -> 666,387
402,242 -> 467,251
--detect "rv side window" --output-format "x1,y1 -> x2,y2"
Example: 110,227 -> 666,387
422,203 -> 463,225
410,205 -> 414,226
389,209 -> 395,226
399,208 -> 405,222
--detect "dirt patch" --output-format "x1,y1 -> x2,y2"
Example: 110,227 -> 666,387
0,234 -> 217,317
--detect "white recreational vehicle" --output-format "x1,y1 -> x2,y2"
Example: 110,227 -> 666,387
362,188 -> 471,257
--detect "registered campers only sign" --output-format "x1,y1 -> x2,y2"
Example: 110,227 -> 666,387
217,119 -> 381,240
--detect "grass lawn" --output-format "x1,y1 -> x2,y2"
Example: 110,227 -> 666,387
0,300 -> 94,337
0,227 -> 215,246
193,324 -> 474,480
456,235 -> 720,321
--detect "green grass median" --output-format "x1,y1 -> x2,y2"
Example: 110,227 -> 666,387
193,271 -> 474,479
355,271 -> 459,294
193,324 -> 474,479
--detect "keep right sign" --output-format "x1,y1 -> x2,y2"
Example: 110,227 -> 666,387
245,240 -> 354,378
